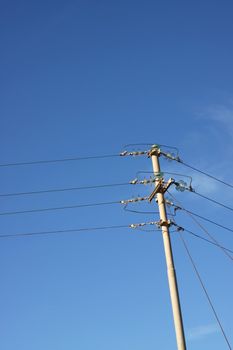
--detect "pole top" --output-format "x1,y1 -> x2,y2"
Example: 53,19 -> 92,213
148,144 -> 161,157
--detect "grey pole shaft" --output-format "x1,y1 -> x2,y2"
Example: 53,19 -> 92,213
151,153 -> 186,350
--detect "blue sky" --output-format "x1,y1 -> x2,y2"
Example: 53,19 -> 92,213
1,0 -> 233,349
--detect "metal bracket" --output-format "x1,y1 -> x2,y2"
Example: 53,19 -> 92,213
158,219 -> 172,228
148,178 -> 175,202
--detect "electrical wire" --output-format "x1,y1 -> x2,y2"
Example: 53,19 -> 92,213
168,191 -> 233,261
0,154 -> 119,168
124,207 -> 156,215
168,191 -> 233,234
123,204 -> 175,217
191,191 -> 233,213
179,233 -> 232,350
182,228 -> 233,255
0,200 -> 121,216
183,209 -> 233,234
177,160 -> 233,189
0,224 -> 130,239
0,223 -> 162,239
0,182 -> 130,198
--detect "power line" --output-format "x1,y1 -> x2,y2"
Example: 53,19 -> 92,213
182,228 -> 233,255
167,191 -> 233,262
0,195 -> 151,217
179,233 -> 232,350
0,154 -> 119,168
192,191 -> 233,213
0,224 -> 130,239
184,209 -> 233,234
0,223 -> 161,239
123,205 -> 175,216
0,200 -> 120,216
168,191 -> 233,234
178,160 -> 233,189
0,182 -> 129,198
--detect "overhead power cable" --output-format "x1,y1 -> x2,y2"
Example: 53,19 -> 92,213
183,209 -> 233,234
179,234 -> 232,350
0,182 -> 129,198
0,154 -> 119,168
0,200 -> 120,216
177,160 -> 233,190
0,224 -> 129,239
182,228 -> 233,255
0,222 -> 161,239
192,191 -> 233,213
167,192 -> 233,234
168,191 -> 233,262
0,195 -> 149,217
123,204 -> 174,217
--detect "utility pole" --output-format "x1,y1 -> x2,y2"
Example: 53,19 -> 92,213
149,145 -> 186,350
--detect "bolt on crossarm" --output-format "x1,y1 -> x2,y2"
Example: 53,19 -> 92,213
149,145 -> 186,350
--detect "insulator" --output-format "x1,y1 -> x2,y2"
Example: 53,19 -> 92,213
175,180 -> 187,192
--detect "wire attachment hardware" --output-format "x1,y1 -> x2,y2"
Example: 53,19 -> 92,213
174,180 -> 194,193
129,221 -> 160,229
130,177 -> 156,185
171,222 -> 185,232
160,150 -> 181,162
120,196 -> 148,205
120,150 -> 148,157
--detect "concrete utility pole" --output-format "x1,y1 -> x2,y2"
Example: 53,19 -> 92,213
149,145 -> 186,350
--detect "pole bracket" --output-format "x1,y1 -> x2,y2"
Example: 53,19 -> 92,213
148,178 -> 175,202
158,219 -> 172,228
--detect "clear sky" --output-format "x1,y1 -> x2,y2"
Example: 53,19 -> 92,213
1,0 -> 233,349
